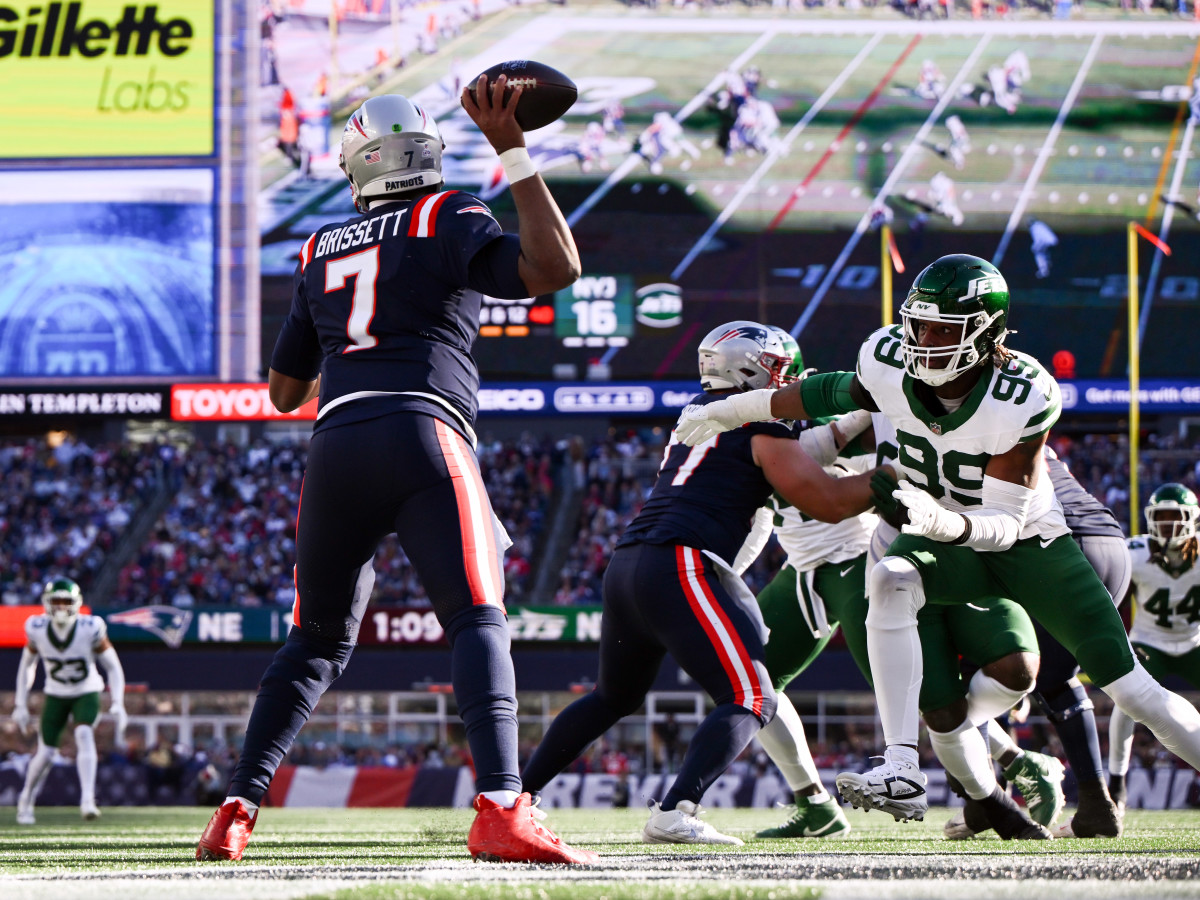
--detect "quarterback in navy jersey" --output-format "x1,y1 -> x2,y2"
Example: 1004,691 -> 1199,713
198,78 -> 596,865
521,322 -> 877,845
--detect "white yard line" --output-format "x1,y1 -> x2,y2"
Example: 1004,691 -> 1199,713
991,33 -> 1103,268
566,28 -> 780,228
670,33 -> 885,281
790,35 -> 993,338
1138,115 -> 1197,346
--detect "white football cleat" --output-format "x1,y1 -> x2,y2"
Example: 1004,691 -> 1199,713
944,809 -> 979,840
81,802 -> 101,821
643,800 -> 744,845
16,807 -> 35,826
836,756 -> 929,822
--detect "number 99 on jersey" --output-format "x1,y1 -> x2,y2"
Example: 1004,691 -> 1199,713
554,274 -> 634,347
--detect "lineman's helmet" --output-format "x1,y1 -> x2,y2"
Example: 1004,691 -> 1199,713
769,326 -> 812,385
339,94 -> 444,212
899,254 -> 1010,387
698,321 -> 795,392
41,578 -> 83,627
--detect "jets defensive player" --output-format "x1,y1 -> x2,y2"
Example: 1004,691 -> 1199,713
1109,484 -> 1200,813
12,578 -> 127,824
676,253 -> 1200,824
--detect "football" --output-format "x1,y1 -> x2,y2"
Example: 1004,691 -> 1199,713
473,60 -> 577,131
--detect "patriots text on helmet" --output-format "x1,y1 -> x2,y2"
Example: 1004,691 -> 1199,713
0,2 -> 194,57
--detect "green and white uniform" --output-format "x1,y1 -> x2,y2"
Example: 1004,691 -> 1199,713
24,613 -> 107,746
859,325 -> 1135,691
869,412 -> 1040,713
1109,542 -> 1200,780
743,463 -> 876,691
1124,540 -> 1200,684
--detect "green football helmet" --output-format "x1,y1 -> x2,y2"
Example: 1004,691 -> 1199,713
769,326 -> 811,385
1145,483 -> 1199,559
41,577 -> 83,627
899,254 -> 1010,386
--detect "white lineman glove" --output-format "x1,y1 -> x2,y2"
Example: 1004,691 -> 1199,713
895,480 -> 967,543
110,705 -> 129,744
675,389 -> 776,447
13,705 -> 30,733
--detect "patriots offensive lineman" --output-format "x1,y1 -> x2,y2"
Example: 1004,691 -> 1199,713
1109,484 -> 1200,813
520,322 -> 877,845
13,578 -> 127,824
197,77 -> 595,864
676,254 -> 1200,824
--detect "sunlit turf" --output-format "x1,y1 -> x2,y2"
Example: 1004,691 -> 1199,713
2,806 -> 1200,874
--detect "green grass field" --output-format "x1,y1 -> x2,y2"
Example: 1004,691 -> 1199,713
3,806 -> 1200,899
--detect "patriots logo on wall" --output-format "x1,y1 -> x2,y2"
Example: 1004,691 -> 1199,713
105,606 -> 193,649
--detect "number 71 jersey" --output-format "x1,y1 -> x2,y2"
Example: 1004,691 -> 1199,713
856,325 -> 1069,543
24,614 -> 107,698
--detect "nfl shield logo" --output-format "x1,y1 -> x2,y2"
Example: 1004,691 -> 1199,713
930,422 -> 943,435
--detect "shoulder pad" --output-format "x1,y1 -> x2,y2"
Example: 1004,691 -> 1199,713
856,326 -> 906,389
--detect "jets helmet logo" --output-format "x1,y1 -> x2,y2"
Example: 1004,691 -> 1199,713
961,275 -> 1007,301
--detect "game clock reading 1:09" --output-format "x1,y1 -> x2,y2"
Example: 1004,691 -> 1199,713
554,274 -> 634,347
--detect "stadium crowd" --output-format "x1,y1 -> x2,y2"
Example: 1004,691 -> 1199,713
1,429 -> 1198,610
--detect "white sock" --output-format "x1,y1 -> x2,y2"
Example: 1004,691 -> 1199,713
20,743 -> 55,806
480,789 -> 521,809
808,788 -> 831,804
986,719 -> 1021,762
1108,705 -> 1137,777
225,795 -> 260,813
966,669 -> 1028,727
74,725 -> 97,808
755,693 -> 820,792
885,744 -> 920,770
1103,663 -> 1200,770
928,718 -> 997,800
866,558 -> 927,747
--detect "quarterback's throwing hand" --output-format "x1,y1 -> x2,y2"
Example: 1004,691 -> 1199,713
895,480 -> 966,543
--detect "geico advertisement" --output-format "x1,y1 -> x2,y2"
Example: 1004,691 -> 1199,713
0,1 -> 213,158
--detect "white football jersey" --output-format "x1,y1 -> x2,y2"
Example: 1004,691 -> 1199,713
856,326 -> 1070,543
1126,539 -> 1200,654
25,614 -> 107,698
766,472 -> 876,573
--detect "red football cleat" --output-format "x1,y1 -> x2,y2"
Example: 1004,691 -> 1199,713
467,793 -> 599,865
196,798 -> 259,861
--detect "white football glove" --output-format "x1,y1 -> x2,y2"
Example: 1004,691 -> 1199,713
674,389 -> 776,447
12,704 -> 30,733
110,705 -> 129,745
895,480 -> 967,543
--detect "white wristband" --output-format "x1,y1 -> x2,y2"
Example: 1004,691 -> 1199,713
499,147 -> 538,184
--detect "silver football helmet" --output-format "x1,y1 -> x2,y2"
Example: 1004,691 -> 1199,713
698,321 -> 795,392
339,94 -> 444,212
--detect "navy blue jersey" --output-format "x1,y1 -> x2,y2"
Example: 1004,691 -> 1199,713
270,190 -> 526,437
1045,451 -> 1124,538
618,393 -> 799,563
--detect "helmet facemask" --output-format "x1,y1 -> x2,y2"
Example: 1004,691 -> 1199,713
900,300 -> 1006,387
41,579 -> 83,628
1146,491 -> 1200,568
